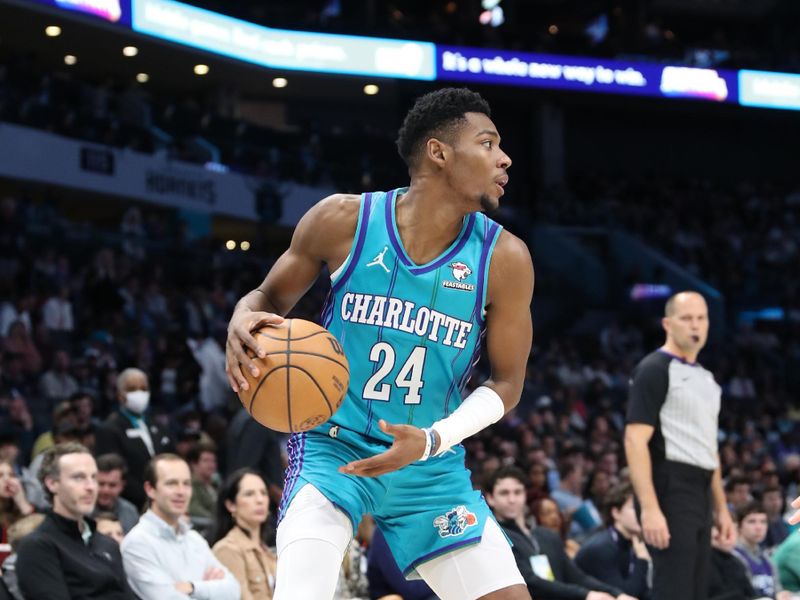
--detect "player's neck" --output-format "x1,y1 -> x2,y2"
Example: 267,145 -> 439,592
399,181 -> 471,248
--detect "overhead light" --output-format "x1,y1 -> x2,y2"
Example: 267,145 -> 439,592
194,64 -> 209,76
122,46 -> 138,57
64,55 -> 77,65
548,24 -> 559,34
272,77 -> 288,88
136,73 -> 149,83
45,25 -> 61,37
363,84 -> 379,96
225,240 -> 236,250
240,241 -> 251,251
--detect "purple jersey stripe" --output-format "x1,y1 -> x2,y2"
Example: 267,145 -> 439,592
277,432 -> 306,522
332,193 -> 374,293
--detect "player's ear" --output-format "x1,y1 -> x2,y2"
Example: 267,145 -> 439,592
426,138 -> 448,168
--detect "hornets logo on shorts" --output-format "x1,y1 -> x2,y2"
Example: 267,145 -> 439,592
433,505 -> 478,538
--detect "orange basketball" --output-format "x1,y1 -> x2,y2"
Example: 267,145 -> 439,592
237,319 -> 349,433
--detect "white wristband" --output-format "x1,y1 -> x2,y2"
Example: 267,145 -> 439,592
431,386 -> 505,456
418,427 -> 436,462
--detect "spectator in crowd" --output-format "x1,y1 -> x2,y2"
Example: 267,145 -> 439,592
708,525 -> 756,600
2,321 -> 41,375
211,468 -> 277,600
1,391 -> 37,465
69,391 -> 99,452
762,485 -> 790,549
3,512 -> 45,600
121,453 -> 240,599
16,443 -> 135,599
367,526 -> 437,600
732,500 -> 789,599
532,497 -> 582,559
0,459 -> 34,564
38,350 -> 78,407
575,482 -> 651,599
526,462 -> 550,504
95,368 -> 174,507
188,441 -> 218,522
93,453 -> 139,533
727,476 -> 753,515
40,284 -> 74,339
487,465 -> 634,600
95,512 -> 125,544
30,401 -> 75,460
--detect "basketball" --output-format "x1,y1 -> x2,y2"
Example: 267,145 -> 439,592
237,319 -> 350,433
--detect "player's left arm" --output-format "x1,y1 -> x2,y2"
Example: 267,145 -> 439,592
480,230 -> 535,412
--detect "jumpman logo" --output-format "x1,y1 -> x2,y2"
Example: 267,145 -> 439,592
366,246 -> 391,273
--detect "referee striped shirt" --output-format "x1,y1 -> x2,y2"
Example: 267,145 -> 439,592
626,349 -> 721,471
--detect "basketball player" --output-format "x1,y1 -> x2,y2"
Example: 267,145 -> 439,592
226,88 -> 533,600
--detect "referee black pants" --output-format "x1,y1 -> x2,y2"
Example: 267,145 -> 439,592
648,460 -> 713,600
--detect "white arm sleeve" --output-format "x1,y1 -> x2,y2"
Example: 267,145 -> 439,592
431,386 -> 505,455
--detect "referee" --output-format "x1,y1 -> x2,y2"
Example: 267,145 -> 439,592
624,291 -> 735,600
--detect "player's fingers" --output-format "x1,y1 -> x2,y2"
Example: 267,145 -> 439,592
378,419 -> 402,437
792,495 -> 800,509
228,336 -> 261,380
339,454 -> 394,477
225,345 -> 250,392
789,509 -> 800,525
235,326 -> 264,360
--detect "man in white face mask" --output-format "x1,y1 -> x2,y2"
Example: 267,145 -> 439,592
95,368 -> 175,508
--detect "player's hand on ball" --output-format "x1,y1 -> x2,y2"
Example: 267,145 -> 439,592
339,420 -> 426,477
225,310 -> 284,392
640,506 -> 670,549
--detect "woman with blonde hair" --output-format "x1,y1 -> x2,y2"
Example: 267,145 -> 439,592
212,469 -> 277,599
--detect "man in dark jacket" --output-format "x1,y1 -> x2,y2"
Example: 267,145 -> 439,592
575,482 -> 651,599
485,466 -> 635,600
16,442 -> 135,599
487,465 -> 638,600
94,368 -> 174,507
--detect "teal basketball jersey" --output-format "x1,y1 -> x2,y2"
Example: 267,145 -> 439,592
319,188 -> 503,441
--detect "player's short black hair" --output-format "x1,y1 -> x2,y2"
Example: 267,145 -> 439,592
396,87 -> 491,169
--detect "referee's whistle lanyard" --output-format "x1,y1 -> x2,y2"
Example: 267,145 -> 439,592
608,526 -> 637,576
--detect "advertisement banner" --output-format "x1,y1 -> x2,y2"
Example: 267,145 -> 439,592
739,70 -> 800,111
28,0 -> 132,26
437,45 -> 737,103
131,0 -> 435,80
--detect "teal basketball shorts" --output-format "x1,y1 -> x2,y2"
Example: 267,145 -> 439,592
278,424 -> 500,578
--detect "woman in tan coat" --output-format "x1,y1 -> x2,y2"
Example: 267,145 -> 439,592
212,469 -> 278,599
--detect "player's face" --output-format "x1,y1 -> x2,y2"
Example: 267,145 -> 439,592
228,473 -> 269,530
49,453 -> 98,519
739,512 -> 768,545
488,477 -> 526,521
447,112 -> 511,213
663,292 -> 709,355
147,459 -> 192,523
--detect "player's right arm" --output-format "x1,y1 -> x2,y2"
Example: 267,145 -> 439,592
624,424 -> 669,549
225,194 -> 360,392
